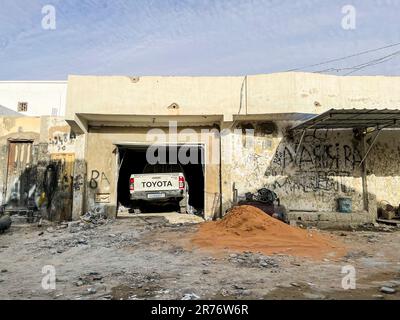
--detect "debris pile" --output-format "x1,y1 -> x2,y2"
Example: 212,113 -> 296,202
228,252 -> 279,269
75,272 -> 104,287
191,205 -> 346,260
81,207 -> 109,225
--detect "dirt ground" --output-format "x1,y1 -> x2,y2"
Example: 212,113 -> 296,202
1,214 -> 400,300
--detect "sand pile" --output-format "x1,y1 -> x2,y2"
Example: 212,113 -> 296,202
191,206 -> 346,260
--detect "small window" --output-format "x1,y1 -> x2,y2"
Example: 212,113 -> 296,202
17,102 -> 28,112
51,107 -> 58,116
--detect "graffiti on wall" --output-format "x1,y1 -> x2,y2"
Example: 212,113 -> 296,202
265,130 -> 363,196
89,170 -> 110,189
73,174 -> 84,191
48,130 -> 76,152
269,143 -> 362,174
270,171 -> 356,194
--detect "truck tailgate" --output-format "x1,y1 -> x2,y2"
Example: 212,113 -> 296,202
133,173 -> 181,192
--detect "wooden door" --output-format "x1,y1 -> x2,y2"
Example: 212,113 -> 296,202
5,141 -> 34,210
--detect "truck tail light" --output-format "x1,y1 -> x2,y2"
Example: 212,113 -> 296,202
130,178 -> 135,191
179,176 -> 185,190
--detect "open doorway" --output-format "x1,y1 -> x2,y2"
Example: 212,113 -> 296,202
116,144 -> 205,216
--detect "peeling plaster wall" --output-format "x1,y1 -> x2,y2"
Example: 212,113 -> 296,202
42,117 -> 78,154
366,130 -> 400,208
226,121 -> 366,214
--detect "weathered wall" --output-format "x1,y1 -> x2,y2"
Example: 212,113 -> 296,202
66,75 -> 243,120
0,117 -> 41,206
367,130 -> 400,208
66,73 -> 400,122
2,72 -> 400,224
0,116 -> 80,221
224,121 -> 364,213
246,73 -> 400,114
85,126 -> 220,220
65,72 -> 400,224
223,120 -> 400,224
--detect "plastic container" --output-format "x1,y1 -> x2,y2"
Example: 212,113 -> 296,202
338,197 -> 352,213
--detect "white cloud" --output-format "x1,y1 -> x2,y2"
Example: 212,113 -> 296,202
0,0 -> 399,79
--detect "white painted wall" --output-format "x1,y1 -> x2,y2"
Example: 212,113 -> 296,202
0,81 -> 67,116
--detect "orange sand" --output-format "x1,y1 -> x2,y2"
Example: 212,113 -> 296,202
191,206 -> 347,260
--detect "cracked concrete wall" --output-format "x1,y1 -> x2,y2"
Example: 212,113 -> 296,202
0,116 -> 80,221
366,130 -> 400,208
224,120 -> 400,223
224,121 -> 363,212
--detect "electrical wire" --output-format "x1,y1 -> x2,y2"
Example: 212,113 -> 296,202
286,42 -> 400,72
343,50 -> 400,75
310,49 -> 400,74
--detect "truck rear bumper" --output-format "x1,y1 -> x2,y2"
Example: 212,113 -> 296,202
130,190 -> 184,201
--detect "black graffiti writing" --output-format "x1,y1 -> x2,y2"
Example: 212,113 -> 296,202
73,174 -> 84,191
271,171 -> 354,194
271,144 -> 362,172
49,133 -> 76,152
89,170 -> 110,189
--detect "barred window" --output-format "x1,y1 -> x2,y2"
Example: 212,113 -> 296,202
17,102 -> 28,112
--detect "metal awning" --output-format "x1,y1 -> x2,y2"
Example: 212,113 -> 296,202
292,108 -> 400,131
291,108 -> 400,167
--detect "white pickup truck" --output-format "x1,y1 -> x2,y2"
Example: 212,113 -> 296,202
129,164 -> 189,213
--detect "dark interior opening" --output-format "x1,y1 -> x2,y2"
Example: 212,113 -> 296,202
117,145 -> 205,214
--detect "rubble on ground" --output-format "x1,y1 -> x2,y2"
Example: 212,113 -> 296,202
2,209 -> 400,300
228,252 -> 279,269
358,222 -> 397,232
380,286 -> 397,294
81,206 -> 109,224
75,272 -> 104,287
181,293 -> 200,300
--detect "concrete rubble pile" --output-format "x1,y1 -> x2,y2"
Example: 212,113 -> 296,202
80,206 -> 109,225
228,252 -> 279,269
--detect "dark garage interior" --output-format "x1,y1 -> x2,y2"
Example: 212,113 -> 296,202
117,145 -> 205,215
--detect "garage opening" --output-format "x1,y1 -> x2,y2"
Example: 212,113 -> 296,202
117,144 -> 205,216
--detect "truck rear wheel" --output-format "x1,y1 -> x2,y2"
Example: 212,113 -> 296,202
179,195 -> 189,214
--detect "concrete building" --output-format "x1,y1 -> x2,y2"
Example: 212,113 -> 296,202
1,72 -> 400,227
0,81 -> 67,117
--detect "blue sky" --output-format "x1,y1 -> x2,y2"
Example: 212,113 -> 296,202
0,0 -> 399,79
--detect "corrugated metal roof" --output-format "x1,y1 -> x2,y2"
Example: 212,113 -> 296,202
292,108 -> 400,130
